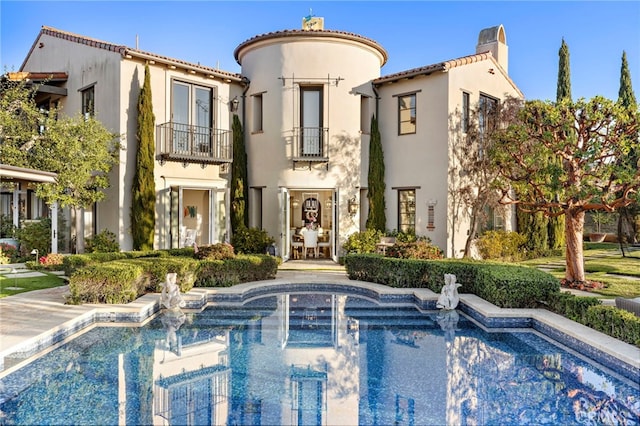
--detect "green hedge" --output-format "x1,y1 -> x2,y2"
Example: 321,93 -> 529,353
344,254 -> 559,308
195,255 -> 279,287
67,253 -> 277,304
584,305 -> 640,347
68,261 -> 146,304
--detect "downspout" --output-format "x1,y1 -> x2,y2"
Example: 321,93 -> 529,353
372,83 -> 380,119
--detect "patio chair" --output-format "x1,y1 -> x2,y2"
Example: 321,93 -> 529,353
291,233 -> 303,259
615,297 -> 640,317
303,230 -> 318,259
317,230 -> 331,257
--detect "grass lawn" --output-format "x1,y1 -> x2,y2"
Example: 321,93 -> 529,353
520,242 -> 640,299
0,272 -> 66,298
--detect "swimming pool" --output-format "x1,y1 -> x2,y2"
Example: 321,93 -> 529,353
0,287 -> 638,425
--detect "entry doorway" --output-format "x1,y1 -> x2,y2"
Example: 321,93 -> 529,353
283,189 -> 336,261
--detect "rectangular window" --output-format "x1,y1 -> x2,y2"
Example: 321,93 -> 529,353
398,189 -> 416,233
81,85 -> 95,119
478,94 -> 498,158
462,92 -> 470,133
252,93 -> 263,133
398,93 -> 416,135
171,81 -> 213,153
300,86 -> 324,156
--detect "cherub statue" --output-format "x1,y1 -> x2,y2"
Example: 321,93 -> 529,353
160,272 -> 186,310
436,273 -> 461,310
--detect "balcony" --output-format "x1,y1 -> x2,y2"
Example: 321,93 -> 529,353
292,127 -> 329,167
157,122 -> 232,166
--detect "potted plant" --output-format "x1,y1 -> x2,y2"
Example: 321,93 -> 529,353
588,211 -> 613,242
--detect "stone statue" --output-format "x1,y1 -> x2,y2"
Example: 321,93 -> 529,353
160,272 -> 186,310
436,273 -> 461,310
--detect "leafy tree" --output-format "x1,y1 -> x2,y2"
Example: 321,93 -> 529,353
616,50 -> 639,251
491,96 -> 639,284
0,78 -> 44,167
231,113 -> 248,234
131,63 -> 156,251
366,114 -> 386,232
447,101 -> 506,257
1,77 -> 119,253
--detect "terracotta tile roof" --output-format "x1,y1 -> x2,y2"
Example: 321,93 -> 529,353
374,51 -> 523,97
21,26 -> 243,83
234,29 -> 388,66
6,71 -> 68,82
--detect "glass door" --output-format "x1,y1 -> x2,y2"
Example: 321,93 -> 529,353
279,187 -> 291,260
301,87 -> 322,156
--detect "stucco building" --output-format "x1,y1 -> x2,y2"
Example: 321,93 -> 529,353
9,18 -> 522,258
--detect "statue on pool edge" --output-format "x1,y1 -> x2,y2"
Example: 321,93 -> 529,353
437,273 -> 461,310
160,272 -> 186,310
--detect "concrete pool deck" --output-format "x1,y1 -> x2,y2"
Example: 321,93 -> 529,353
0,260 -> 638,381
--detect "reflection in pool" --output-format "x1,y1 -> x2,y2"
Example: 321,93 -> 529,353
0,292 -> 638,425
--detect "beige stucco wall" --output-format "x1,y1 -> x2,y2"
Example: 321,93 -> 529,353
237,34 -> 384,255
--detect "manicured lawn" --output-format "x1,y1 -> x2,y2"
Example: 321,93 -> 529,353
520,242 -> 640,299
0,273 -> 66,298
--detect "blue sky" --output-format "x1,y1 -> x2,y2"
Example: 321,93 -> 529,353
1,1 -> 639,102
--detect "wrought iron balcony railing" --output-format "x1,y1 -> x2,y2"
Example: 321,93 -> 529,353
156,122 -> 232,166
292,127 -> 329,162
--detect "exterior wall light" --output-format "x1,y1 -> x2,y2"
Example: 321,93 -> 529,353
230,96 -> 239,113
348,196 -> 358,216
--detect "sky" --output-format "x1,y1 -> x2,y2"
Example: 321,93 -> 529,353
1,1 -> 639,102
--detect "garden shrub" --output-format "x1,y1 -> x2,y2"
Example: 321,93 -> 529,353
63,252 -> 129,276
195,243 -> 235,260
344,254 -> 559,308
477,230 -> 527,261
195,254 -> 279,287
68,262 -> 147,304
0,242 -> 19,264
544,292 -> 602,323
343,229 -> 384,254
231,227 -> 275,254
126,257 -> 199,293
386,240 -> 443,260
16,218 -> 51,257
584,305 -> 640,347
85,229 -> 120,253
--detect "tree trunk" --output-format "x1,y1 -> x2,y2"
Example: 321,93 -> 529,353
565,209 -> 585,283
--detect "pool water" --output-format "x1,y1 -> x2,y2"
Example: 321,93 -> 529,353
0,292 -> 638,425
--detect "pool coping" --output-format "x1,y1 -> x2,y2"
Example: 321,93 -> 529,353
1,276 -> 639,382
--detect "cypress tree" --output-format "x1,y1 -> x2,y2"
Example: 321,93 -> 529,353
547,38 -> 572,250
231,113 -> 248,233
617,51 -> 639,248
131,63 -> 156,250
556,39 -> 572,102
366,114 -> 386,232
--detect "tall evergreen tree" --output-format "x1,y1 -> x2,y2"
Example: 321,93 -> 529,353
547,38 -> 572,251
556,39 -> 572,102
231,113 -> 248,234
617,50 -> 639,249
366,115 -> 386,232
131,63 -> 156,250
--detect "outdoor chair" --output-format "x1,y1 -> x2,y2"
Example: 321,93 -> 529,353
291,233 -> 303,259
615,297 -> 640,317
317,230 -> 331,257
303,230 -> 318,259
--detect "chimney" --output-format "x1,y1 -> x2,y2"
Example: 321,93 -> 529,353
476,25 -> 508,74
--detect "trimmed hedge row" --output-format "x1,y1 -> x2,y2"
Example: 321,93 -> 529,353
344,254 -> 559,308
67,252 -> 277,304
345,254 -> 640,348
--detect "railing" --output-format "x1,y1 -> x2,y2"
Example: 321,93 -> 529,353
156,122 -> 232,165
292,127 -> 329,161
